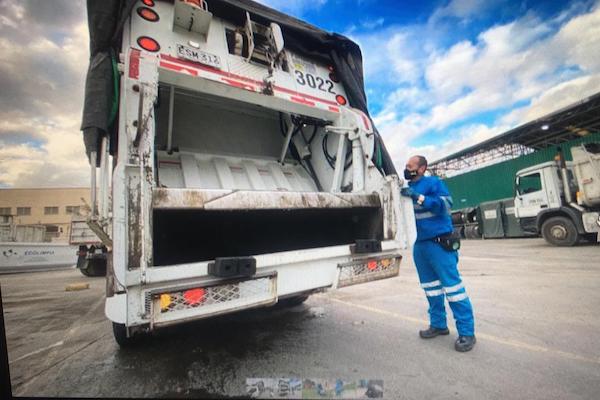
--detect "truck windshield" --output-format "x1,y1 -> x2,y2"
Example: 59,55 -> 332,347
517,172 -> 542,195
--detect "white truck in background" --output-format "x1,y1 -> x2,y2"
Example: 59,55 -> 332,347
514,142 -> 600,246
83,0 -> 416,346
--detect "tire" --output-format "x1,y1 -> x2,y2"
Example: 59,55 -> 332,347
541,216 -> 580,246
78,257 -> 92,277
464,225 -> 474,239
81,258 -> 107,277
112,322 -> 140,348
278,294 -> 310,307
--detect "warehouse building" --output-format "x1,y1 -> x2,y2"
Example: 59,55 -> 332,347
0,188 -> 91,242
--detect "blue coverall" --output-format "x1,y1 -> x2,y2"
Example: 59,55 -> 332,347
408,176 -> 475,336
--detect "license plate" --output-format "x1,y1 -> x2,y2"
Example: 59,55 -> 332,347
176,44 -> 221,69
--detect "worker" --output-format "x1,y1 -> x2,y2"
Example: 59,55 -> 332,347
400,155 -> 476,352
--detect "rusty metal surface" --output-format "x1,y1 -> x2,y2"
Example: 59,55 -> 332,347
152,188 -> 381,210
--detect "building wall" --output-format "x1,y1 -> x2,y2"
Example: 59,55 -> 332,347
0,188 -> 91,242
444,132 -> 600,209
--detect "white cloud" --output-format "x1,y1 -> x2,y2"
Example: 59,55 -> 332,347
348,28 -> 422,85
255,0 -> 328,16
0,1 -> 89,188
393,123 -> 510,168
370,2 -> 600,170
429,0 -> 504,24
501,73 -> 600,126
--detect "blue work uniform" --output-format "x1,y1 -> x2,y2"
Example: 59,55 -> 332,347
408,176 -> 475,336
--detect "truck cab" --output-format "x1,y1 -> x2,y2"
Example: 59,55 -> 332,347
514,162 -> 567,231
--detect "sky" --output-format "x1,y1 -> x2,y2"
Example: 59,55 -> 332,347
0,0 -> 599,187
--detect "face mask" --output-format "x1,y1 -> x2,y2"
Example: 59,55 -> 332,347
404,168 -> 418,180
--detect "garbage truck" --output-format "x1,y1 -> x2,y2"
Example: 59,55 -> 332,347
81,0 -> 416,346
514,142 -> 600,246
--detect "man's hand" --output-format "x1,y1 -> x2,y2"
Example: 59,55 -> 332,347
400,187 -> 421,201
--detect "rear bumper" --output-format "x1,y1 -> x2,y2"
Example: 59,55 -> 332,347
106,241 -> 403,329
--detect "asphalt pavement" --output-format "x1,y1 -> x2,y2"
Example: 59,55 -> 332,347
2,238 -> 600,399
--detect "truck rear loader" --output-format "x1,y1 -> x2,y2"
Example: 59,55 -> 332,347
81,0 -> 416,346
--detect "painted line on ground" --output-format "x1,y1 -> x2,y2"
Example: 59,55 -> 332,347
326,296 -> 600,365
10,341 -> 64,364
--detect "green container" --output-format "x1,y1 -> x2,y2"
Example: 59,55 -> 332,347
500,198 -> 528,238
479,200 -> 504,238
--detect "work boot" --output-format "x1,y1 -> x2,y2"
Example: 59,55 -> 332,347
419,326 -> 450,339
455,335 -> 476,352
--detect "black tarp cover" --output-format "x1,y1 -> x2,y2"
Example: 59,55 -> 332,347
81,0 -> 397,175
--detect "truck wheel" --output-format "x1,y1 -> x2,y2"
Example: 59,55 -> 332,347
112,323 -> 140,348
541,216 -> 579,246
278,294 -> 310,307
78,257 -> 93,277
86,258 -> 107,277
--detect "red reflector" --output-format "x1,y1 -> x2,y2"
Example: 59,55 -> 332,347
137,7 -> 159,22
367,260 -> 378,271
137,36 -> 160,52
336,95 -> 347,106
141,0 -> 155,6
183,288 -> 206,305
328,65 -> 335,72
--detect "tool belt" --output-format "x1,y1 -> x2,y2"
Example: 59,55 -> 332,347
432,231 -> 461,252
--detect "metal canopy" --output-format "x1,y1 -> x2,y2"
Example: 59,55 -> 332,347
430,91 -> 600,176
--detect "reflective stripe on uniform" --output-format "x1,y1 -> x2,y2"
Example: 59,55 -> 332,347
440,196 -> 452,211
447,292 -> 469,302
421,280 -> 441,289
444,282 -> 464,293
415,211 -> 435,220
425,289 -> 444,297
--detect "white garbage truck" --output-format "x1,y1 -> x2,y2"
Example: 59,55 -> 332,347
514,142 -> 600,246
81,0 -> 416,346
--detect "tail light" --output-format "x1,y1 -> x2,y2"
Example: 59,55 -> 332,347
183,288 -> 206,305
137,36 -> 160,52
137,7 -> 159,22
335,95 -> 347,106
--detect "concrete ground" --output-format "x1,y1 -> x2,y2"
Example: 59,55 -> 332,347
1,238 -> 599,399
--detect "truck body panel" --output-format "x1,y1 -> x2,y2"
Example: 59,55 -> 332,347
571,144 -> 600,207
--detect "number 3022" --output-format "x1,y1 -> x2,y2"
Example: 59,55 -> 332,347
295,71 -> 335,94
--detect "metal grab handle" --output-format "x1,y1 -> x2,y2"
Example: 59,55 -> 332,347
90,151 -> 97,218
133,84 -> 145,147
